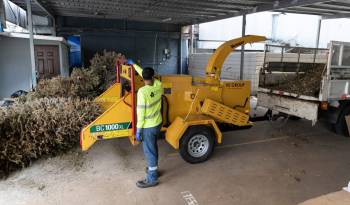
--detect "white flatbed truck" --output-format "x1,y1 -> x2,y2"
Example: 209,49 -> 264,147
258,41 -> 350,136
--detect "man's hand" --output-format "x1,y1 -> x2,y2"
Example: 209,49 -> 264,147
136,128 -> 142,141
127,59 -> 134,65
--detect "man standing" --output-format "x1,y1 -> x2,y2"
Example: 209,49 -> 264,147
128,60 -> 162,188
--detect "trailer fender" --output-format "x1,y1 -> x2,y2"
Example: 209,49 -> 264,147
165,116 -> 222,149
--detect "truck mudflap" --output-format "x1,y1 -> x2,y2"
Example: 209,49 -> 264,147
257,92 -> 319,125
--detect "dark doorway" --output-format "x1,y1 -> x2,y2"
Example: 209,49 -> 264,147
34,45 -> 60,80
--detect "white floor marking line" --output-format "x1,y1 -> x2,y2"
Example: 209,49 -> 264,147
181,191 -> 199,205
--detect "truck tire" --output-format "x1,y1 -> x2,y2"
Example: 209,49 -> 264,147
180,125 -> 215,164
334,105 -> 350,137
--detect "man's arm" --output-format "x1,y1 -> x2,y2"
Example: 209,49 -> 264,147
133,64 -> 143,77
127,59 -> 143,77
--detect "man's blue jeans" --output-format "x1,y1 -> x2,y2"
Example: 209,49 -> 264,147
142,123 -> 161,183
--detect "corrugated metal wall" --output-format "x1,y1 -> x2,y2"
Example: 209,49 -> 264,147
189,52 -> 262,94
80,32 -> 179,75
57,16 -> 183,75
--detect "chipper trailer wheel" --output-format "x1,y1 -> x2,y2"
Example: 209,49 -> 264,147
180,125 -> 215,164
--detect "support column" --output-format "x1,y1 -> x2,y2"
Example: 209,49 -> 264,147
179,28 -> 183,74
313,17 -> 322,64
315,17 -> 322,49
189,25 -> 194,54
0,0 -> 6,29
27,0 -> 37,88
52,16 -> 56,36
240,13 -> 246,80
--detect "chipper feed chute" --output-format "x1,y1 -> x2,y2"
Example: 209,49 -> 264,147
94,83 -> 122,111
80,64 -> 138,151
80,94 -> 136,151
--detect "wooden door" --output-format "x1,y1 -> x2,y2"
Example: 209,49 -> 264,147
35,45 -> 60,80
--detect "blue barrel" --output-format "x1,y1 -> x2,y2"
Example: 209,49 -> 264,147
67,36 -> 82,68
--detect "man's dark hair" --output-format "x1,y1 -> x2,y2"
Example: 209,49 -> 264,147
142,67 -> 155,80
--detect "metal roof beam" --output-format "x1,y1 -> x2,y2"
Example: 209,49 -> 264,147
275,9 -> 333,16
52,0 -> 261,9
56,13 -> 193,24
52,7 -> 220,18
312,2 -> 350,10
162,0 -> 257,9
302,5 -> 350,13
34,0 -> 54,18
49,5 -> 237,16
322,1 -> 350,8
22,0 -> 350,24
322,13 -> 350,19
196,0 -> 332,23
53,10 -> 197,20
253,0 -> 331,11
45,0 -> 243,14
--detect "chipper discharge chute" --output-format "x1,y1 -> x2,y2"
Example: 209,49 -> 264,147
81,35 -> 267,163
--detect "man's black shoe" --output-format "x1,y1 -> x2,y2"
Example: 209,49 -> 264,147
145,167 -> 162,177
136,179 -> 158,188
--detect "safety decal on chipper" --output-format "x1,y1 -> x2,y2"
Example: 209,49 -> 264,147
81,93 -> 135,151
225,82 -> 246,88
90,122 -> 131,133
89,122 -> 132,139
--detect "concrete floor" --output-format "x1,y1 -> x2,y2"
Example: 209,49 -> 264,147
1,120 -> 350,205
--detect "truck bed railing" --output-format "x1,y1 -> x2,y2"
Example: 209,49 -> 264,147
262,44 -> 328,74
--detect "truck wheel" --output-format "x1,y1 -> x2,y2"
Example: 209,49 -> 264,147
334,105 -> 350,137
180,126 -> 215,164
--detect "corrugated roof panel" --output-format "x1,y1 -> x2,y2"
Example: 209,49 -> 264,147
8,0 -> 350,24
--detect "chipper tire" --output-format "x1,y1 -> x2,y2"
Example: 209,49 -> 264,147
180,125 -> 215,164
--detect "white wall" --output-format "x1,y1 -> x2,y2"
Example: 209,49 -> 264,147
198,12 -> 271,50
0,36 -> 32,98
199,12 -> 350,49
0,36 -> 70,99
319,18 -> 350,48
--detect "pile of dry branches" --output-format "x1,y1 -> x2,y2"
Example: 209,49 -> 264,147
0,98 -> 102,177
0,51 -> 125,177
89,50 -> 124,93
24,51 -> 125,100
29,68 -> 100,100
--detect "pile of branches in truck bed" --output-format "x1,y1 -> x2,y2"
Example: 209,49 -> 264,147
0,98 -> 102,178
264,64 -> 326,97
0,51 -> 124,177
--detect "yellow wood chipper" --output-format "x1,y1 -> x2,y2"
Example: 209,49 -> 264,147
80,35 -> 266,163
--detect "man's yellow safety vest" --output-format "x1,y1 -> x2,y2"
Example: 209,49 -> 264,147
134,64 -> 163,129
